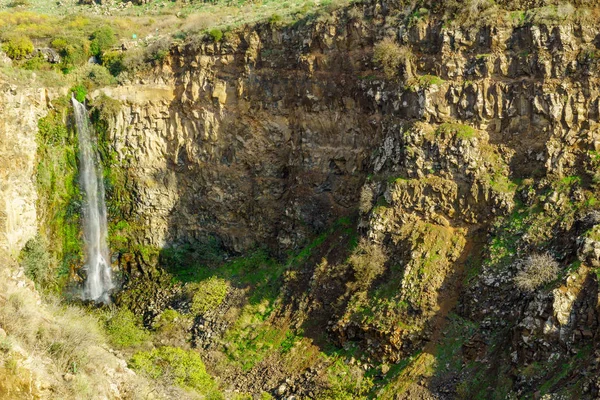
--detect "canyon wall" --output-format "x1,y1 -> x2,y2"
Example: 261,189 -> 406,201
98,2 -> 600,254
89,2 -> 600,395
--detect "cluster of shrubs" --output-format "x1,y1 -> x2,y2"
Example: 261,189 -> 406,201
1,32 -> 116,87
0,13 -> 131,87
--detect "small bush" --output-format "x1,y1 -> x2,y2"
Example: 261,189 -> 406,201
7,0 -> 30,7
528,4 -> 576,25
101,50 -> 124,76
89,26 -> 116,57
436,122 -> 476,140
129,346 -> 218,393
47,306 -> 103,371
180,13 -> 213,33
465,0 -> 493,16
22,54 -> 50,71
90,93 -> 121,121
121,47 -> 145,72
189,277 -> 228,315
104,308 -> 149,348
322,358 -> 374,399
268,13 -> 283,25
373,38 -> 412,79
514,253 -> 560,292
208,28 -> 223,42
359,185 -> 374,214
418,74 -> 445,87
19,235 -> 51,288
86,64 -> 115,86
2,35 -> 33,60
52,36 -> 90,72
152,309 -> 191,346
348,239 -> 387,290
347,6 -> 363,20
145,39 -> 171,64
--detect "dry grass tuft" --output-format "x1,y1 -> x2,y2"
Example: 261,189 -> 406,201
514,253 -> 560,292
0,253 -> 172,399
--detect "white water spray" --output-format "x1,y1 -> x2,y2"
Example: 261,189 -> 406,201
72,96 -> 113,303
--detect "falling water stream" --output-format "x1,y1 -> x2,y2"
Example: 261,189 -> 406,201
72,96 -> 113,303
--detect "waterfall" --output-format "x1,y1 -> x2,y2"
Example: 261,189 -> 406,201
72,96 -> 113,303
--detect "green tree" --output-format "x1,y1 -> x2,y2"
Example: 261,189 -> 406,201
90,26 -> 116,57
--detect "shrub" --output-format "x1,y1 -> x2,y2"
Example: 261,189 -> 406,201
268,13 -> 283,25
528,4 -> 576,25
347,6 -> 362,20
46,306 -> 104,371
22,54 -> 50,71
121,47 -> 145,72
90,93 -> 121,121
104,308 -> 149,348
348,239 -> 387,290
7,0 -> 30,7
145,39 -> 171,63
208,28 -> 223,42
19,235 -> 51,288
373,38 -> 412,79
359,185 -> 374,214
2,35 -> 33,60
322,358 -> 374,399
51,36 -> 90,72
129,346 -> 217,392
514,253 -> 560,292
152,309 -> 191,346
180,13 -> 213,33
86,64 -> 115,86
101,50 -> 124,76
189,277 -> 228,315
465,0 -> 493,16
418,74 -> 445,87
436,122 -> 476,140
89,26 -> 116,57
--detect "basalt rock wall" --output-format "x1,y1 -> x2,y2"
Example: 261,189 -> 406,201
99,1 -> 600,257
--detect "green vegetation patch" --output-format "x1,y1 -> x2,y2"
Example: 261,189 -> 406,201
373,38 -> 412,80
417,74 -> 445,88
189,277 -> 228,315
321,356 -> 374,399
19,235 -> 51,289
103,308 -> 150,348
34,101 -> 82,294
436,122 -> 476,140
130,346 -> 221,396
2,34 -> 33,59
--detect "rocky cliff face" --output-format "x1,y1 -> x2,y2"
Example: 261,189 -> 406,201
96,25 -> 379,254
0,85 -> 50,255
96,2 -> 600,396
100,1 -> 600,252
